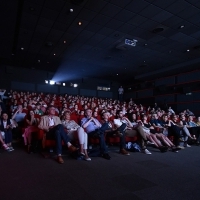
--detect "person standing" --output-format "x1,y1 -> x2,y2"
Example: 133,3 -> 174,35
118,86 -> 124,102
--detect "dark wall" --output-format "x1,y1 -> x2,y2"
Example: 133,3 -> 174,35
125,70 -> 200,115
0,65 -> 120,99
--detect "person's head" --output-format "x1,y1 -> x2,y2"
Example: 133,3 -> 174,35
85,109 -> 92,118
116,110 -> 124,119
23,102 -> 27,107
64,111 -> 71,120
102,112 -> 109,121
152,113 -> 158,119
180,114 -> 186,121
142,115 -> 147,121
162,114 -> 168,122
172,115 -> 178,122
93,111 -> 98,118
188,115 -> 194,121
17,105 -> 23,112
131,113 -> 137,121
41,105 -> 46,113
29,110 -> 34,116
36,103 -> 41,110
2,113 -> 8,121
47,106 -> 56,116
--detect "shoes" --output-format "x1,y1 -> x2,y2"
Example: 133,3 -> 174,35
171,146 -> 181,151
102,153 -> 111,160
84,157 -> 91,161
68,145 -> 78,152
147,141 -> 155,145
3,144 -> 11,152
184,144 -> 191,147
119,148 -> 130,156
142,149 -> 152,155
176,145 -> 185,149
159,146 -> 168,152
9,146 -> 14,151
57,156 -> 64,164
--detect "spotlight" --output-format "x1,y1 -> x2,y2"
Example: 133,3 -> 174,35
49,80 -> 55,85
63,83 -> 66,86
70,8 -> 73,12
45,80 -> 48,84
78,22 -> 82,26
21,47 -> 24,50
74,83 -> 78,87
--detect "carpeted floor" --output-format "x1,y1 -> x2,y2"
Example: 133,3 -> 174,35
1,144 -> 200,200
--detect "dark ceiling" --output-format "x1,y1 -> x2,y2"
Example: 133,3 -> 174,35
1,0 -> 200,84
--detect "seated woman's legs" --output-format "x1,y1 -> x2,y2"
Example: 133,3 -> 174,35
77,127 -> 90,159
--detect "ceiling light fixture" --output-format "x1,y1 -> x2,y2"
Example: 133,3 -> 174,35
53,53 -> 56,56
179,25 -> 185,29
116,74 -> 118,75
187,49 -> 190,52
70,8 -> 73,12
63,40 -> 66,43
78,22 -> 82,26
74,83 -> 78,87
63,83 -> 66,86
45,80 -> 48,84
21,47 -> 24,50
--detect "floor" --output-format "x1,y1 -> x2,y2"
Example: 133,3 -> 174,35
1,143 -> 200,200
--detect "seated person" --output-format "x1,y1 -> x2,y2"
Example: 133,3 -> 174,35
12,105 -> 26,139
23,110 -> 40,153
150,113 -> 164,132
142,115 -> 180,152
38,105 -> 77,164
101,111 -> 130,156
179,114 -> 196,146
187,115 -> 200,145
115,111 -> 151,155
196,116 -> 200,126
81,109 -> 111,160
62,111 -> 91,161
162,115 -> 184,149
0,112 -> 16,151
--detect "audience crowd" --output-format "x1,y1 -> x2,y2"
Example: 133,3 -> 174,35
0,90 -> 200,164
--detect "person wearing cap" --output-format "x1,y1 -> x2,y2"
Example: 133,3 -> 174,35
38,105 -> 77,164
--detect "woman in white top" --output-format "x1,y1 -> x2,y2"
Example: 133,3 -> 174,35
62,111 -> 91,161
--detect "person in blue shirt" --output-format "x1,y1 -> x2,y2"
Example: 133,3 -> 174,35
81,109 -> 111,160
